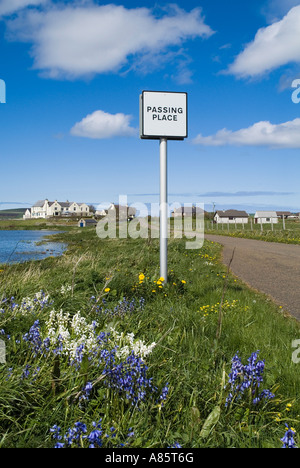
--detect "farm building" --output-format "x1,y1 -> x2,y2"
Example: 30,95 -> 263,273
214,210 -> 249,224
254,211 -> 278,224
78,218 -> 98,228
276,211 -> 294,219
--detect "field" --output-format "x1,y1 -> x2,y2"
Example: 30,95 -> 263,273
0,222 -> 300,448
203,219 -> 300,245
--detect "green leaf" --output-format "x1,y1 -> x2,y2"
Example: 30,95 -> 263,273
200,406 -> 221,439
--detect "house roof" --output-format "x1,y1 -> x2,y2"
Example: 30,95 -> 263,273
215,210 -> 249,218
254,211 -> 277,217
33,200 -> 88,209
276,211 -> 292,216
80,219 -> 97,224
48,201 -> 62,207
33,200 -> 46,207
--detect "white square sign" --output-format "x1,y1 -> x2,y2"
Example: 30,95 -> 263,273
140,91 -> 188,140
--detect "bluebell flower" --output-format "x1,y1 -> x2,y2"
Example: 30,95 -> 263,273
168,442 -> 182,448
226,351 -> 275,406
54,442 -> 65,448
53,334 -> 64,356
63,422 -> 87,447
80,381 -> 93,401
104,351 -> 156,406
281,425 -> 297,448
158,383 -> 169,406
23,320 -> 42,356
88,429 -> 103,448
50,419 -> 135,449
50,425 -> 62,440
21,364 -> 31,380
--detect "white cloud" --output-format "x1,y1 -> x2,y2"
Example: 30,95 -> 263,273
0,0 -> 47,16
193,118 -> 300,148
263,0 -> 300,22
6,3 -> 213,79
228,5 -> 300,77
70,110 -> 137,140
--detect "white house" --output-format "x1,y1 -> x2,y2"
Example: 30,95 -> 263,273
95,208 -> 107,217
24,199 -> 90,219
254,211 -> 278,224
69,202 -> 90,215
214,210 -> 249,224
23,209 -> 31,219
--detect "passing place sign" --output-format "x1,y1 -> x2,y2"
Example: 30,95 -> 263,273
140,91 -> 188,140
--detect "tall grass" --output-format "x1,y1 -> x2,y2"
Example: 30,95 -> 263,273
0,227 -> 299,448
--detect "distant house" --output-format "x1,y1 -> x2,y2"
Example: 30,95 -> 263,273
23,209 -> 31,220
78,218 -> 98,228
107,203 -> 136,220
276,211 -> 293,219
214,210 -> 249,224
254,211 -> 278,224
287,213 -> 300,220
172,206 -> 206,218
24,199 -> 90,219
95,208 -> 107,218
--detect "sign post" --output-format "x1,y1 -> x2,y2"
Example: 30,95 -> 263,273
160,137 -> 168,283
140,91 -> 188,283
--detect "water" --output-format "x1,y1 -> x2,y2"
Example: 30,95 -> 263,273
0,230 -> 67,264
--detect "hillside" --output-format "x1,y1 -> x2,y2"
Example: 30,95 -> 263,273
0,208 -> 27,219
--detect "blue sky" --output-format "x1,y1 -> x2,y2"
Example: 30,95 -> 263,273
1,0 -> 300,213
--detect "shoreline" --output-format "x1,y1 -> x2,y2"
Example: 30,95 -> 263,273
0,229 -> 68,265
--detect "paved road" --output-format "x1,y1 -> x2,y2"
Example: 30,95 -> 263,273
205,234 -> 300,320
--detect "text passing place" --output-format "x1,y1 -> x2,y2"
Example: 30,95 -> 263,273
140,91 -> 188,140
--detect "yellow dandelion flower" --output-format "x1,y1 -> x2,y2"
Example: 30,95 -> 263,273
104,288 -> 110,293
181,280 -> 186,284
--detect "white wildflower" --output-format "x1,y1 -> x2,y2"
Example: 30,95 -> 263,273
60,285 -> 72,295
109,327 -> 156,359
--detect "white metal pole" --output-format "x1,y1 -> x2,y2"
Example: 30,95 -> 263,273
160,138 -> 168,283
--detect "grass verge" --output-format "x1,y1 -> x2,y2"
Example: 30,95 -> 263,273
0,227 -> 299,448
